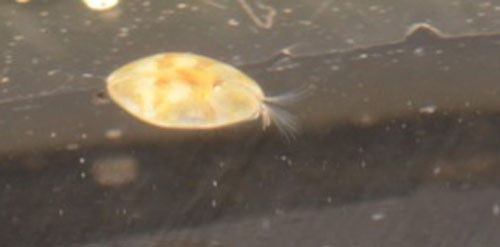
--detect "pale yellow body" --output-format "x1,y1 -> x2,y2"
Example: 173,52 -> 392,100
107,52 -> 267,129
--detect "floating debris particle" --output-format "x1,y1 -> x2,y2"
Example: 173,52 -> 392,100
413,47 -> 425,56
105,128 -> 123,139
371,212 -> 386,221
419,105 -> 437,114
493,204 -> 500,216
177,2 -> 187,9
227,18 -> 240,26
83,0 -> 119,11
91,156 -> 139,187
66,143 -> 80,150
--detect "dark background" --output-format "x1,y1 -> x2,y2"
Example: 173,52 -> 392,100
1,1 -> 500,246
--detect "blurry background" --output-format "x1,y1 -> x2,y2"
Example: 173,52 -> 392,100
1,0 -> 500,246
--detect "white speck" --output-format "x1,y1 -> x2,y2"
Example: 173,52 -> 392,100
274,209 -> 285,216
66,143 -> 80,150
493,204 -> 500,216
80,172 -> 87,178
331,65 -> 340,71
92,156 -> 139,187
261,218 -> 271,230
283,8 -> 293,14
227,18 -> 240,26
433,166 -> 441,175
105,128 -> 123,139
361,161 -> 367,168
358,53 -> 368,59
326,197 -> 333,203
118,27 -> 129,38
210,240 -> 221,246
414,47 -> 425,56
1,77 -> 9,83
345,39 -> 355,44
212,180 -> 218,187
81,133 -> 88,139
211,199 -> 217,207
39,11 -> 49,17
47,70 -> 58,76
79,157 -> 86,164
440,65 -> 451,71
177,3 -> 187,9
371,212 -> 385,221
279,155 -> 293,165
357,114 -> 375,126
419,105 -> 437,114
58,209 -> 64,216
13,35 -> 24,41
83,0 -> 119,11
50,132 -> 57,138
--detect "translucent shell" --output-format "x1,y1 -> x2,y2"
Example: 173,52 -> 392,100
106,52 -> 303,139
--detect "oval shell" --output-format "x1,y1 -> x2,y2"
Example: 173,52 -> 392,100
107,52 -> 265,129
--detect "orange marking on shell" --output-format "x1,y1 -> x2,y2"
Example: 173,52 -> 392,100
155,77 -> 169,86
153,79 -> 168,109
157,54 -> 178,68
195,58 -> 215,69
176,68 -> 215,87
